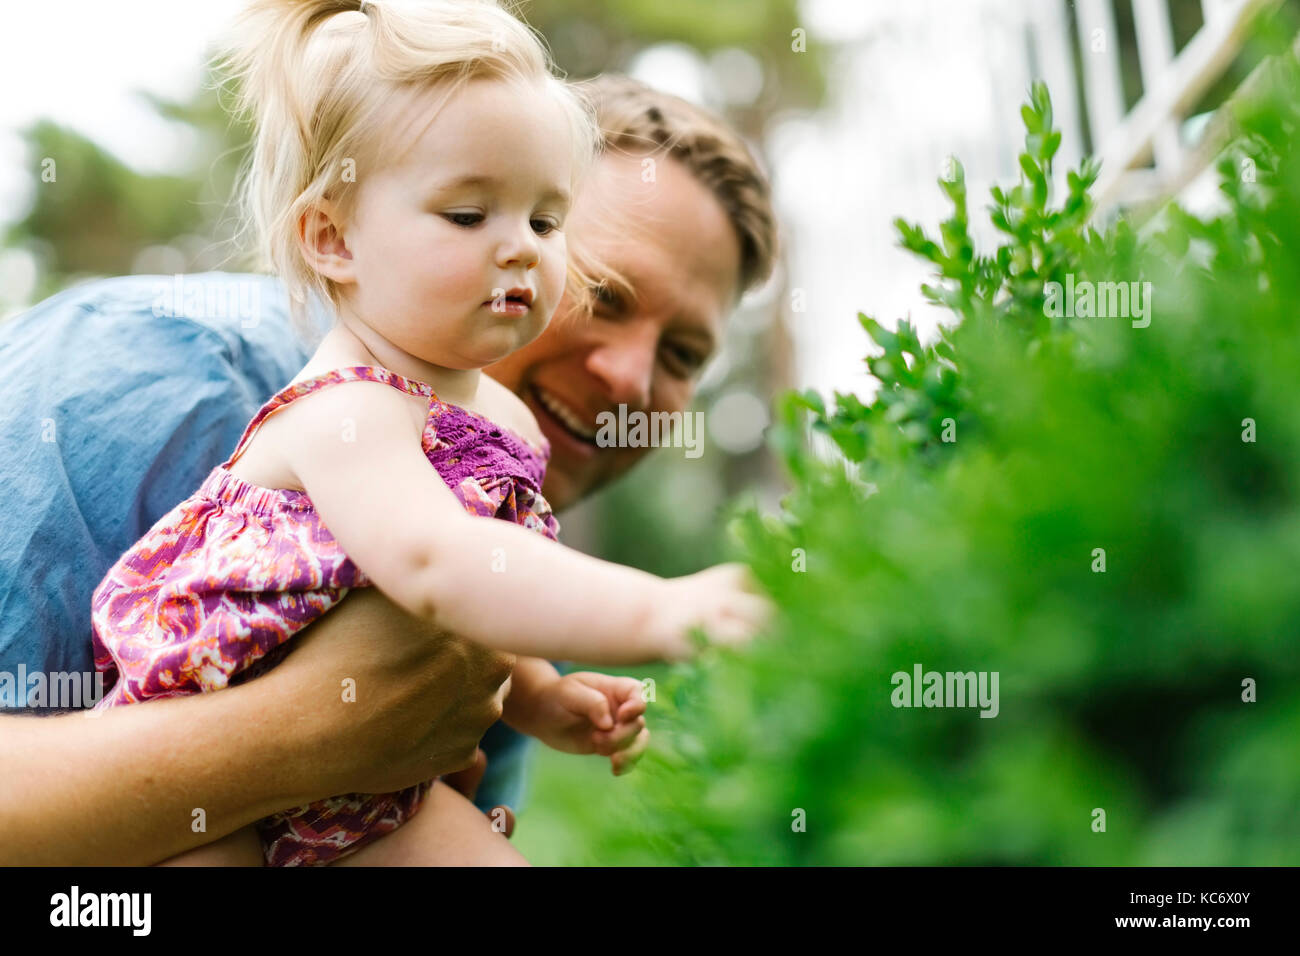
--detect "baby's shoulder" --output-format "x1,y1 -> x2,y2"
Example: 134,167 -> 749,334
471,377 -> 544,449
271,363 -> 428,444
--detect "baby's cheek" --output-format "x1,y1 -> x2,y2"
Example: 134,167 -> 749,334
541,243 -> 569,302
408,234 -> 478,294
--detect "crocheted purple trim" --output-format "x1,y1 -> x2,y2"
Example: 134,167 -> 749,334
427,402 -> 548,491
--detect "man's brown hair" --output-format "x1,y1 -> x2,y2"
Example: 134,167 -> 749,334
576,73 -> 778,298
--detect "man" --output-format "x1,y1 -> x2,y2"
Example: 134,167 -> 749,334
0,74 -> 777,864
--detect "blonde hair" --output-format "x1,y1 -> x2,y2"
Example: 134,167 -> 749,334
214,0 -> 598,332
576,74 -> 778,299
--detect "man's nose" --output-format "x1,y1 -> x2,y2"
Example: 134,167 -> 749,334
585,321 -> 657,410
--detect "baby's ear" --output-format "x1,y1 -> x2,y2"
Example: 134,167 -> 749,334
298,199 -> 355,285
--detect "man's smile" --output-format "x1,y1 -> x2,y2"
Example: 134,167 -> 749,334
531,384 -> 599,445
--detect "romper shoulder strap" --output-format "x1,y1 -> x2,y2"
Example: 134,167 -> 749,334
223,365 -> 437,467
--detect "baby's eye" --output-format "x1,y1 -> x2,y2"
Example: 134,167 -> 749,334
531,218 -> 558,236
443,212 -> 483,227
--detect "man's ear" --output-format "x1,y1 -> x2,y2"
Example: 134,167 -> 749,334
298,198 -> 356,285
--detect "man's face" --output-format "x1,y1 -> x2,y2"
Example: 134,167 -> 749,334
487,153 -> 743,511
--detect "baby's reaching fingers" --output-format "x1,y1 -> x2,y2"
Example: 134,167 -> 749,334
567,679 -> 614,732
561,673 -> 650,773
617,695 -> 645,721
654,563 -> 775,659
609,726 -> 651,775
592,712 -> 646,754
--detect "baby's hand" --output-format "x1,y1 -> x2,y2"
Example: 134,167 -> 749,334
651,563 -> 773,661
524,672 -> 649,775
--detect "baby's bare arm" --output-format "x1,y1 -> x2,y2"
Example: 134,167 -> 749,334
500,655 -> 560,729
280,381 -> 683,664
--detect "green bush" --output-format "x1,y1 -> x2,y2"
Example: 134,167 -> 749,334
542,52 -> 1300,865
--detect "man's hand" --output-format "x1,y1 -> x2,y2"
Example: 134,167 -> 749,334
507,671 -> 650,775
267,587 -> 515,797
0,587 -> 515,866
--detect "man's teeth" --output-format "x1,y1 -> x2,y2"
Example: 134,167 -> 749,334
535,387 -> 598,441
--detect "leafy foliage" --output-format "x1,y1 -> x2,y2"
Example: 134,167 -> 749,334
550,62 -> 1300,864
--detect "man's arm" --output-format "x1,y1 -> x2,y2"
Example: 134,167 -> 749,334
0,588 -> 513,865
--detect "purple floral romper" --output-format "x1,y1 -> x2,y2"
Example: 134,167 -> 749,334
90,365 -> 559,866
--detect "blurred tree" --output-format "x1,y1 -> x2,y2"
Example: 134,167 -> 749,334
522,0 -> 823,136
7,119 -> 204,296
3,78 -> 252,301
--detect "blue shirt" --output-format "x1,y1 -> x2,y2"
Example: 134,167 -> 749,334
0,272 -> 530,812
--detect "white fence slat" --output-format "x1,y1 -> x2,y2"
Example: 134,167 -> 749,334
1202,0 -> 1240,25
1032,0 -> 1087,176
1093,0 -> 1282,212
1132,0 -> 1182,171
1074,0 -> 1127,146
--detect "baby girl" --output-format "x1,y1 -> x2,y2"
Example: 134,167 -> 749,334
88,0 -> 767,866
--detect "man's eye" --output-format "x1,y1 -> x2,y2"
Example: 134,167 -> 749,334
662,342 -> 706,376
590,283 -> 623,313
443,212 -> 483,227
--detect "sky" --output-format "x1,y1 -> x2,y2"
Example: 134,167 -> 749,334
0,0 -> 246,220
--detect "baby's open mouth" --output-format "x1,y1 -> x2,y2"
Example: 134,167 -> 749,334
486,287 -> 535,310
